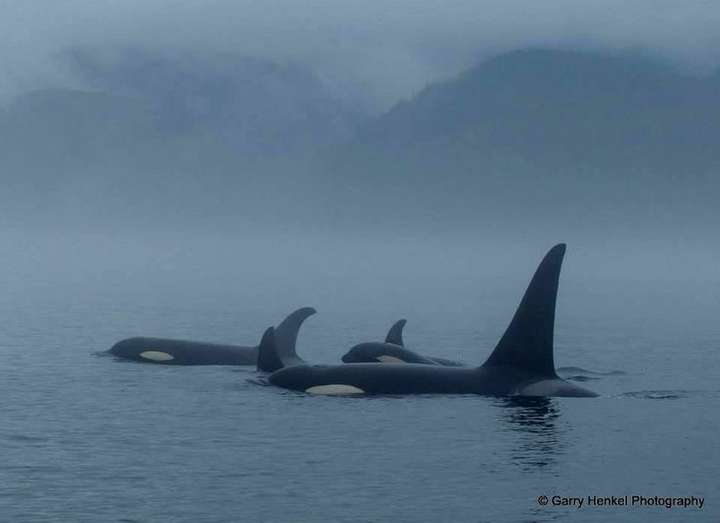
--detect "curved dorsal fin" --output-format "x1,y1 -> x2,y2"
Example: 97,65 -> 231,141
385,319 -> 407,346
272,306 -> 315,361
482,244 -> 566,378
257,327 -> 282,372
266,306 -> 315,369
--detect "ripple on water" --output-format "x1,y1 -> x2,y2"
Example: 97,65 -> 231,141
619,389 -> 720,400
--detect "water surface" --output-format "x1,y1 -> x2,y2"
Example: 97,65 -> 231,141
0,233 -> 718,522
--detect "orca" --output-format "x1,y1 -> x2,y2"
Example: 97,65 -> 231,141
109,307 -> 315,365
341,319 -> 464,366
266,244 -> 598,397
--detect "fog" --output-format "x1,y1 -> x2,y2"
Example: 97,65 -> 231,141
1,2 -> 720,296
3,9 -> 720,520
3,225 -> 719,381
3,1 -> 720,109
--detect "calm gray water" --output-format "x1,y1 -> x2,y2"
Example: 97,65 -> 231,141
1,232 -> 718,522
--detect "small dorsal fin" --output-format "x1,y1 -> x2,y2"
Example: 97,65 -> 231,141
482,244 -> 566,377
257,327 -> 283,372
385,319 -> 407,346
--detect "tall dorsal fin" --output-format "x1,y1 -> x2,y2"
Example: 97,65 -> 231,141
482,244 -> 566,377
257,327 -> 282,372
385,319 -> 407,346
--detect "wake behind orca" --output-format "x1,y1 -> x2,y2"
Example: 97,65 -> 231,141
265,244 -> 598,397
109,307 -> 315,365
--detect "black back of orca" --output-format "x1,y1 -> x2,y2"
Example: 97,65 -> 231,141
109,307 -> 315,365
341,319 -> 465,366
267,244 -> 597,397
109,337 -> 256,365
341,342 -> 439,365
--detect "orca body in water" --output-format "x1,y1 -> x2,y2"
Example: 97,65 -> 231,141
109,307 -> 315,365
341,319 -> 464,366
266,245 -> 598,397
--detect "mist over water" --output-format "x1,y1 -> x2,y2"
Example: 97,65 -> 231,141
2,4 -> 720,520
3,226 -> 719,369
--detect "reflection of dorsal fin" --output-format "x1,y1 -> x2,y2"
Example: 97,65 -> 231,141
257,327 -> 282,372
385,319 -> 407,346
482,244 -> 566,378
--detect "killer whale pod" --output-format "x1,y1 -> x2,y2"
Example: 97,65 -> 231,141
263,244 -> 599,397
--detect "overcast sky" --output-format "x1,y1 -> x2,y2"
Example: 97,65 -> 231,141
2,1 -> 720,110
